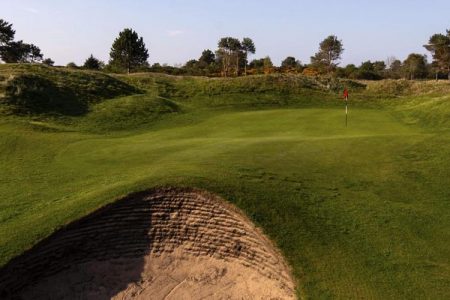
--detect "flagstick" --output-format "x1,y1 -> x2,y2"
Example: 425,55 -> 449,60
345,97 -> 348,127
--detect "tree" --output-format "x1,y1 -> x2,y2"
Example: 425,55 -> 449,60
424,30 -> 450,80
185,59 -> 198,68
29,44 -> 43,62
0,41 -> 23,62
199,49 -> 215,65
215,37 -> 255,76
109,28 -> 149,74
263,56 -> 273,74
241,37 -> 256,75
1,41 -> 43,63
249,58 -> 265,68
281,56 -> 302,72
83,54 -> 102,70
0,19 -> 44,63
197,49 -> 220,76
66,62 -> 78,68
387,59 -> 403,79
336,64 -> 359,78
249,58 -> 265,74
311,35 -> 344,74
356,61 -> 382,80
385,56 -> 402,79
42,58 -> 54,66
281,56 -> 297,68
373,61 -> 386,74
183,59 -> 201,75
0,19 -> 15,46
386,56 -> 397,70
217,37 -> 241,77
403,53 -> 427,80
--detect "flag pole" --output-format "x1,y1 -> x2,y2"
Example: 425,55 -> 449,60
345,97 -> 348,127
343,88 -> 348,127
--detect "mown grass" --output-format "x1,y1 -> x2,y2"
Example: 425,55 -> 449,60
0,66 -> 449,299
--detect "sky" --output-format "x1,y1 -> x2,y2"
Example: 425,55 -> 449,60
2,0 -> 449,66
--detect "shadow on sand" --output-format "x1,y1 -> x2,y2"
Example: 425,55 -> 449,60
0,190 -> 153,299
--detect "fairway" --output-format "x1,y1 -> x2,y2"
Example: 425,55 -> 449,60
1,102 -> 449,298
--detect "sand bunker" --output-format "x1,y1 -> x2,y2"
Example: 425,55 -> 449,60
0,188 -> 295,299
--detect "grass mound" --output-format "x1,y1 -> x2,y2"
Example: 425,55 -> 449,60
0,64 -> 139,115
0,66 -> 367,118
119,73 -> 364,109
365,79 -> 450,96
123,73 -> 366,99
395,94 -> 450,129
81,94 -> 180,132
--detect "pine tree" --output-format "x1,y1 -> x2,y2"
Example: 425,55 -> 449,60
0,19 -> 15,46
424,30 -> 450,80
0,19 -> 43,63
109,28 -> 149,73
241,38 -> 256,75
311,35 -> 344,74
83,54 -> 102,70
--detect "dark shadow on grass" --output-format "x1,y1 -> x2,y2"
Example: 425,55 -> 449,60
4,74 -> 89,115
3,73 -> 141,116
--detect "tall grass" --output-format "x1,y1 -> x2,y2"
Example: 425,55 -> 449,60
364,79 -> 450,96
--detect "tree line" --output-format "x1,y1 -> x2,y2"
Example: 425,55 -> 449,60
0,19 -> 52,65
1,18 -> 449,80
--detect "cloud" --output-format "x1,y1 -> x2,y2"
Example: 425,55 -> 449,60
22,7 -> 39,14
167,30 -> 184,37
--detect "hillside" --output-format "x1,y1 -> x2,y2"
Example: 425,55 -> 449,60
0,64 -> 139,115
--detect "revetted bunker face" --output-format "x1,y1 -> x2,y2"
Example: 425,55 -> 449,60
0,188 -> 295,299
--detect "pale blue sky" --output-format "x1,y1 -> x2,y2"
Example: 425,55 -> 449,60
2,0 -> 449,66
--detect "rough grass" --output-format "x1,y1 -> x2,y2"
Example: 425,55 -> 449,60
0,66 -> 449,299
364,79 -> 450,97
120,72 -> 366,99
0,64 -> 139,115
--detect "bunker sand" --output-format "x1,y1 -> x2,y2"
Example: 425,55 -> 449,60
0,188 -> 295,299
